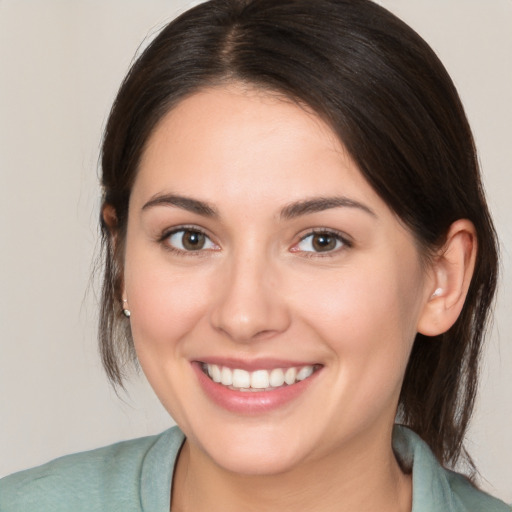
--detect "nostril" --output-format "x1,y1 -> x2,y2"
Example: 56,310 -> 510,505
252,329 -> 279,341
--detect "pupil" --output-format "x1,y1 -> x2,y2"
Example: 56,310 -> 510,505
312,234 -> 335,252
183,231 -> 205,250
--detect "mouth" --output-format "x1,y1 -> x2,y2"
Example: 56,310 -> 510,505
200,362 -> 322,392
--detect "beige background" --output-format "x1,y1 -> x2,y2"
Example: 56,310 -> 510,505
0,0 -> 510,502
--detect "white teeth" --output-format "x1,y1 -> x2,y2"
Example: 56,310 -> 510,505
205,364 -> 316,391
210,364 -> 221,383
269,368 -> 285,387
296,365 -> 314,381
221,366 -> 233,386
284,367 -> 297,385
251,369 -> 270,389
232,369 -> 251,388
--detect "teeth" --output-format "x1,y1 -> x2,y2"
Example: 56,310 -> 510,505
284,367 -> 297,385
209,364 -> 221,383
251,369 -> 270,389
269,368 -> 285,387
232,369 -> 250,388
221,366 -> 233,386
296,366 -> 314,381
204,364 -> 316,391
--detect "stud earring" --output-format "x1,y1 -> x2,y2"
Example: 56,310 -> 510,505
122,299 -> 131,318
431,287 -> 443,298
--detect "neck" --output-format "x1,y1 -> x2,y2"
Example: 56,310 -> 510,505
171,425 -> 412,512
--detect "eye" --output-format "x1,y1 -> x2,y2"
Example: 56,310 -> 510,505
294,231 -> 348,254
166,228 -> 218,252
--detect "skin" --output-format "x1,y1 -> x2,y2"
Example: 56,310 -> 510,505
120,85 -> 474,512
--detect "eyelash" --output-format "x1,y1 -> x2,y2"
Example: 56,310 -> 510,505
158,226 -> 352,257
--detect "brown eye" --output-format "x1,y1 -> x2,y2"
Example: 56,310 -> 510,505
295,231 -> 346,254
167,229 -> 217,252
182,230 -> 205,250
312,233 -> 337,252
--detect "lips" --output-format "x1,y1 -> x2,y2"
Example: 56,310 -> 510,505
193,360 -> 322,414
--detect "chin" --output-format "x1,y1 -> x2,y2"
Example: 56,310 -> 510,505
208,445 -> 304,476
188,421 -> 312,476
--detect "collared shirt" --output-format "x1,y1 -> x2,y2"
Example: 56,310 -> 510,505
0,425 -> 509,511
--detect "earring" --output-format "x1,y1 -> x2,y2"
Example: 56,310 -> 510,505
431,287 -> 443,298
122,299 -> 131,318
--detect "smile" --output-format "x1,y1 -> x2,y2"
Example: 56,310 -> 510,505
201,363 -> 320,392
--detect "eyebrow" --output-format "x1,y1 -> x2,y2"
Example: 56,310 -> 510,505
142,194 -> 218,217
280,196 -> 376,219
141,193 -> 375,220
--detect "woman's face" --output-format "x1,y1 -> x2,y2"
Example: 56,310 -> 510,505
123,86 -> 433,475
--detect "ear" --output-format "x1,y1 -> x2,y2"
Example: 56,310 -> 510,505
417,219 -> 477,336
102,204 -> 127,303
102,204 -> 118,233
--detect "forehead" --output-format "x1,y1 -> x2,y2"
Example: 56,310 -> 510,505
132,85 -> 385,215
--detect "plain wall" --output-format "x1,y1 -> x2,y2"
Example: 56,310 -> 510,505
0,0 -> 511,502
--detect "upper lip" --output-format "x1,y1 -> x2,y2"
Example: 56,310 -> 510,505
195,357 -> 321,371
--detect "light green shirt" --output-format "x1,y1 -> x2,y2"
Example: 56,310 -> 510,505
0,425 -> 509,511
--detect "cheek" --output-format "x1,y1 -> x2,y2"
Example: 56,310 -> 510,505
124,253 -> 213,355
294,254 -> 424,373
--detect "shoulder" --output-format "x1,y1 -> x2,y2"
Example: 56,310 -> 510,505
444,469 -> 512,512
393,425 -> 511,512
0,426 -> 184,512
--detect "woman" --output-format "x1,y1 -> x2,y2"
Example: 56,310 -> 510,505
1,0 -> 509,510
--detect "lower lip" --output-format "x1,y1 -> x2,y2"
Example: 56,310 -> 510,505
192,363 -> 320,415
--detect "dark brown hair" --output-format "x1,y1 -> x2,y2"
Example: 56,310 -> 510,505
99,0 -> 498,470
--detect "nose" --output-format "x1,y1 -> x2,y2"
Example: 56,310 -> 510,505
209,251 -> 291,343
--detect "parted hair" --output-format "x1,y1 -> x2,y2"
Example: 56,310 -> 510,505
99,0 -> 498,470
